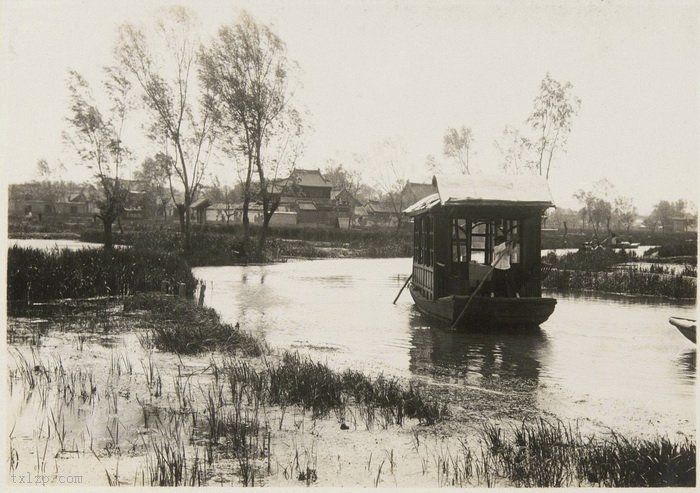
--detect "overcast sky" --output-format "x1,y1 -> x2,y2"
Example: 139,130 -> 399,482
1,0 -> 698,213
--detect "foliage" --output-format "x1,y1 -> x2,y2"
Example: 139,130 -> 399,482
267,352 -> 444,424
480,420 -> 695,487
644,241 -> 698,258
612,196 -> 637,233
493,125 -> 530,175
7,246 -> 196,303
543,249 -> 696,298
443,126 -> 475,175
648,199 -> 697,233
133,154 -> 173,217
544,249 -> 632,272
116,6 -> 217,252
527,73 -> 581,179
64,69 -> 133,249
200,11 -> 302,256
124,293 -> 264,355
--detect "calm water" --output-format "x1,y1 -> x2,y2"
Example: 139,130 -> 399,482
8,238 -> 102,250
194,257 -> 696,437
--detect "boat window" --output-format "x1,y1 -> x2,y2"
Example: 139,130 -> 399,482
451,218 -> 468,263
414,217 -> 422,264
422,216 -> 433,266
470,220 -> 492,264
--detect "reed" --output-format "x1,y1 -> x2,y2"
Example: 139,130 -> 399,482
7,245 -> 196,304
125,293 -> 265,355
474,419 -> 695,487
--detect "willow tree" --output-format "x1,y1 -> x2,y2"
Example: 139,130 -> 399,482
116,7 -> 216,252
200,12 -> 302,258
527,73 -> 581,180
443,126 -> 475,175
64,69 -> 132,250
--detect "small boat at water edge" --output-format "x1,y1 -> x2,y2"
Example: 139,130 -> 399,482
669,317 -> 696,343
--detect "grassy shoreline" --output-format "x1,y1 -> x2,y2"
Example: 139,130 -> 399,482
6,294 -> 696,487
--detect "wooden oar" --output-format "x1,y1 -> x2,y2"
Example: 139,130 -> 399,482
451,248 -> 509,330
393,274 -> 413,304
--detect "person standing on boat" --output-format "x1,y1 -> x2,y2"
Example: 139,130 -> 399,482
491,235 -> 519,298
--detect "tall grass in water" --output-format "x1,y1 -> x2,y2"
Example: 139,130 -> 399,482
124,293 -> 265,355
543,249 -> 696,298
544,267 -> 696,298
7,245 -> 196,304
477,419 -> 696,487
577,433 -> 696,487
267,353 -> 444,425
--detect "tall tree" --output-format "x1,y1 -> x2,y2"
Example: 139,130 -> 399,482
613,196 -> 637,233
323,160 -> 364,196
133,153 -> 172,217
527,73 -> 581,179
200,11 -> 302,258
368,139 -> 408,231
574,187 -> 612,238
443,126 -> 475,175
64,69 -> 132,250
493,125 -> 530,175
116,6 -> 216,252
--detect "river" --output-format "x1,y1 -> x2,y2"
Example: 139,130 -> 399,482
194,257 -> 696,437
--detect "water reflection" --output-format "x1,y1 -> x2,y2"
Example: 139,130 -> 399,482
409,316 -> 548,385
676,350 -> 696,378
194,258 -> 696,436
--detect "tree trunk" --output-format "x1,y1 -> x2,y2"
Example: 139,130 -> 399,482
257,215 -> 270,262
177,206 -> 186,234
242,195 -> 251,241
103,217 -> 113,251
184,208 -> 191,254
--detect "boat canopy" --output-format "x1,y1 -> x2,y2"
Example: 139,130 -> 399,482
403,174 -> 555,215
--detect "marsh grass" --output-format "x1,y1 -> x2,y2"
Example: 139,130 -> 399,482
7,245 -> 196,304
476,419 -> 696,487
125,293 -> 265,355
266,353 -> 445,425
543,250 -> 696,298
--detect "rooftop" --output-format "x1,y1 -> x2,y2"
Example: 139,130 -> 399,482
404,174 -> 555,215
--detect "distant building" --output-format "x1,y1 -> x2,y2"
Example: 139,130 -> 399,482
359,200 -> 400,228
669,216 -> 692,233
189,198 -> 211,225
401,181 -> 437,206
270,168 -> 338,227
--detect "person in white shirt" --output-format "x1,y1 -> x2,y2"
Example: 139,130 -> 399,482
490,235 -> 519,298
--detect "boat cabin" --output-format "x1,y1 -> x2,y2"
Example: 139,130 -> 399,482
403,174 -> 555,321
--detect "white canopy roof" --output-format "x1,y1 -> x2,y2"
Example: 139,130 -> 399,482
403,174 -> 555,215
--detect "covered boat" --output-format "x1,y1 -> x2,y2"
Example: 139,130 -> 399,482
403,174 -> 557,330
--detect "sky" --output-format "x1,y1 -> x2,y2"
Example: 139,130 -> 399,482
1,0 -> 698,214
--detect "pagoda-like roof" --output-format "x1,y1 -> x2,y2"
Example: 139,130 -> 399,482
403,174 -> 554,215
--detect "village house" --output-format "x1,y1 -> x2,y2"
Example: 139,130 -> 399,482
357,200 -> 400,228
401,181 -> 438,207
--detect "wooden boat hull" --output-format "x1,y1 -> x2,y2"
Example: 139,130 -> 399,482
669,317 -> 696,343
409,285 -> 556,330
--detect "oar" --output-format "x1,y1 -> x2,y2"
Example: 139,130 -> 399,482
393,274 -> 413,304
451,248 -> 509,330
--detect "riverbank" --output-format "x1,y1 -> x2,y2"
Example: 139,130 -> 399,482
7,294 -> 695,487
542,249 -> 697,299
